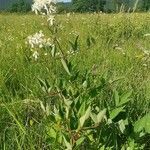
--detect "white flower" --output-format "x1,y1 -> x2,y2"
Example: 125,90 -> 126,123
67,50 -> 74,55
47,15 -> 55,26
27,31 -> 52,48
32,51 -> 39,61
32,0 -> 56,15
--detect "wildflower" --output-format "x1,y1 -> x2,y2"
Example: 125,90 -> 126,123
27,31 -> 52,48
67,50 -> 74,55
32,51 -> 39,61
47,15 -> 55,26
32,0 -> 56,15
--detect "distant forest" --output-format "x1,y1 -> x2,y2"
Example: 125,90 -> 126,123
0,0 -> 149,13
57,0 -> 150,13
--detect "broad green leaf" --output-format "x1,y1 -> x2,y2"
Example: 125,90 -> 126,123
64,99 -> 72,107
48,128 -> 56,139
118,91 -> 132,106
118,119 -> 125,133
97,109 -> 107,124
76,137 -> 85,146
90,113 -> 97,124
88,134 -> 94,142
134,113 -> 150,133
61,58 -> 71,76
77,102 -> 85,116
82,80 -> 88,88
79,106 -> 91,129
63,136 -> 72,150
110,106 -> 125,120
69,35 -> 79,52
58,133 -> 63,144
114,90 -> 120,107
99,146 -> 105,150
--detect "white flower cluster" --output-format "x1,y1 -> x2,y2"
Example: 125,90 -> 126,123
27,0 -> 57,61
32,51 -> 39,61
27,30 -> 52,48
27,31 -> 53,61
32,0 -> 56,26
32,0 -> 56,15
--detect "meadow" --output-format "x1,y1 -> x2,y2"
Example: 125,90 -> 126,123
0,12 -> 150,149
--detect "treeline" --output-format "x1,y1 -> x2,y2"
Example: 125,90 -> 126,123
57,0 -> 150,13
4,0 -> 150,13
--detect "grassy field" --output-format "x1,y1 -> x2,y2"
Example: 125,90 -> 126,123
0,13 -> 150,149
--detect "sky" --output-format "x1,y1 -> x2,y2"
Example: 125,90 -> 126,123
58,0 -> 71,2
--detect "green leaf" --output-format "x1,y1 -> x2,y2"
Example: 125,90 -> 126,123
48,128 -> 56,139
90,113 -> 97,124
99,145 -> 105,150
114,90 -> 119,106
118,91 -> 132,106
78,101 -> 85,116
82,80 -> 88,88
76,137 -> 85,146
63,136 -> 72,150
64,98 -> 72,107
118,119 -> 125,133
69,35 -> 79,52
79,106 -> 91,129
110,106 -> 125,120
61,58 -> 71,76
134,113 -> 150,133
97,109 -> 107,124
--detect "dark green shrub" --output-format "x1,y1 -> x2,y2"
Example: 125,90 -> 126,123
10,0 -> 31,13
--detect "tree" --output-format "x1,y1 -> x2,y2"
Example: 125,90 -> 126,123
142,0 -> 150,11
72,0 -> 106,12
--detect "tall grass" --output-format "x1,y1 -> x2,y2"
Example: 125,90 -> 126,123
0,13 -> 150,149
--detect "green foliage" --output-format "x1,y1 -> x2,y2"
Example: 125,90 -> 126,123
0,13 -> 150,149
142,0 -> 150,11
57,2 -> 73,13
10,0 -> 31,13
72,0 -> 106,12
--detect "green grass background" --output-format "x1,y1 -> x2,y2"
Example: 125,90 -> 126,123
0,13 -> 150,149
